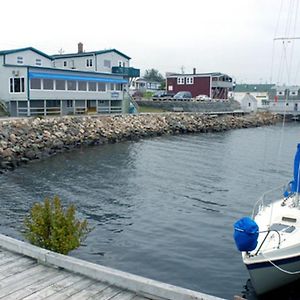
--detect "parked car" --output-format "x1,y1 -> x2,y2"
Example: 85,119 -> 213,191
152,91 -> 175,100
173,91 -> 192,100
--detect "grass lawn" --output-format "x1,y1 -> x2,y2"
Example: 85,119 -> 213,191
138,106 -> 165,113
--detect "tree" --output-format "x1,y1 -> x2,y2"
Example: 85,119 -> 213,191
24,196 -> 90,255
143,69 -> 164,83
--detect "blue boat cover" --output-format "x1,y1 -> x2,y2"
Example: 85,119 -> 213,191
284,143 -> 300,197
234,217 -> 259,252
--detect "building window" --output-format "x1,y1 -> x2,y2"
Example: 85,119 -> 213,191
286,102 -> 289,106
67,100 -> 73,107
67,80 -> 77,91
118,61 -> 122,67
277,91 -> 284,96
78,81 -> 87,91
291,91 -> 297,96
17,56 -> 23,64
43,79 -> 54,90
98,82 -> 106,92
110,83 -> 115,91
63,61 -> 67,67
30,78 -> 41,90
55,79 -> 65,90
104,60 -> 111,68
116,83 -> 123,91
186,76 -> 194,85
168,85 -> 173,91
47,100 -> 60,107
177,77 -> 185,85
86,59 -> 93,67
10,77 -> 25,93
88,82 -> 96,91
35,59 -> 42,66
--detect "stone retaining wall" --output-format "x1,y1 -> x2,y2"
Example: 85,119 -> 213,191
0,112 -> 279,171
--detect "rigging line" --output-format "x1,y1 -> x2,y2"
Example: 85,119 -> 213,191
271,0 -> 285,83
289,0 -> 299,84
276,41 -> 285,83
283,41 -> 291,84
284,0 -> 294,38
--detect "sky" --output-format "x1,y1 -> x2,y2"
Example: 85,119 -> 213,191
1,0 -> 300,84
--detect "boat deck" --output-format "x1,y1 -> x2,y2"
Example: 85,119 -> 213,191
0,234 -> 224,300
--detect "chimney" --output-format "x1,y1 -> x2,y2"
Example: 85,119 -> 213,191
193,68 -> 196,75
78,42 -> 83,53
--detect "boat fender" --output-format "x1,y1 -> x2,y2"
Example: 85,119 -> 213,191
233,217 -> 259,252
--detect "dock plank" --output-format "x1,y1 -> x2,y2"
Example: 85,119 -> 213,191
41,277 -> 95,300
89,286 -> 123,300
66,282 -> 109,299
0,269 -> 70,299
110,291 -> 139,300
0,257 -> 36,280
21,274 -> 84,299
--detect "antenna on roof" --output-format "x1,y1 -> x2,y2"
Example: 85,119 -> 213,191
58,48 -> 65,55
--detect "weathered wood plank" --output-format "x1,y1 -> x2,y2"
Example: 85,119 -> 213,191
0,264 -> 48,289
66,282 -> 109,299
21,274 -> 84,299
0,269 -> 70,299
110,290 -> 139,300
41,277 -> 95,300
89,286 -> 122,300
0,257 -> 36,280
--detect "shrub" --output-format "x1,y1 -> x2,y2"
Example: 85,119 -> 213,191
24,196 -> 90,254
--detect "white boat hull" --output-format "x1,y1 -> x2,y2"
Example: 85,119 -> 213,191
245,254 -> 300,294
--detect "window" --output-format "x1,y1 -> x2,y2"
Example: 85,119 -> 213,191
291,91 -> 297,96
277,91 -> 284,96
116,83 -> 122,91
104,60 -> 111,68
186,76 -> 194,85
98,82 -> 106,92
10,77 -> 25,93
177,77 -> 185,85
110,83 -> 115,91
78,81 -> 87,91
47,100 -> 60,107
123,62 -> 126,67
35,59 -> 42,66
67,100 -> 73,107
88,82 -> 96,91
43,79 -> 54,90
17,56 -> 23,64
63,61 -> 67,67
286,102 -> 289,106
86,59 -> 93,67
168,85 -> 173,91
55,80 -> 65,90
118,61 -> 122,67
30,78 -> 41,90
67,80 -> 76,91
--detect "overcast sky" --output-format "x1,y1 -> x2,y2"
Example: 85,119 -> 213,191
1,0 -> 300,84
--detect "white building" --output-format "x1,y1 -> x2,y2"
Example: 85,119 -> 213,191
234,84 -> 275,109
0,43 -> 139,117
240,94 -> 257,112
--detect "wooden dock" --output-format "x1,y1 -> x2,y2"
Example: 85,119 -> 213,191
0,234 -> 225,300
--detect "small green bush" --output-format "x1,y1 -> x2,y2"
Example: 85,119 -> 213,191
24,196 -> 90,254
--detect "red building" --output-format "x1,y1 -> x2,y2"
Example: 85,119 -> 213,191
166,71 -> 233,99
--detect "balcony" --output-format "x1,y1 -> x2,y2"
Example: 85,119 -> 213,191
112,66 -> 140,78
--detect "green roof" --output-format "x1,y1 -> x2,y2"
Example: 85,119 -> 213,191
0,47 -> 53,60
52,49 -> 131,60
234,84 -> 275,93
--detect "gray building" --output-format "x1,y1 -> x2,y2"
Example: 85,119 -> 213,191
0,43 -> 139,117
268,85 -> 300,113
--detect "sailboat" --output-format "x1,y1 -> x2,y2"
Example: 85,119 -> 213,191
234,143 -> 300,295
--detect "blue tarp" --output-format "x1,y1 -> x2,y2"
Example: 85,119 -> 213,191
284,143 -> 300,197
234,217 -> 259,252
29,72 -> 127,84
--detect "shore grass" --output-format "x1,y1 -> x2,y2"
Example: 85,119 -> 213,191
138,106 -> 165,113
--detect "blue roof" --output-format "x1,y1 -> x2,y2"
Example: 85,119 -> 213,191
29,71 -> 127,84
0,47 -> 53,60
52,49 -> 131,60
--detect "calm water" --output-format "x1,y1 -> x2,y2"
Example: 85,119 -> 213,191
1,122 -> 300,299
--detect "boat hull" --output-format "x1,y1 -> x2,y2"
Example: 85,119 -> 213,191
245,254 -> 300,295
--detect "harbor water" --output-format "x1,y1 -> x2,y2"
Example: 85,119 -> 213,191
0,122 -> 300,299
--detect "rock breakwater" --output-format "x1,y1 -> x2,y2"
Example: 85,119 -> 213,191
0,112 -> 279,171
